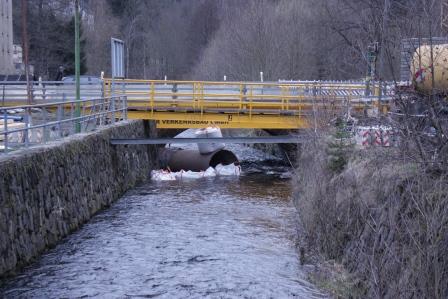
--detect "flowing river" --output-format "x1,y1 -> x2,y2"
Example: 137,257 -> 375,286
0,154 -> 327,298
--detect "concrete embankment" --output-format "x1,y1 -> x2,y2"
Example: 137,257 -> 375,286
0,120 -> 157,277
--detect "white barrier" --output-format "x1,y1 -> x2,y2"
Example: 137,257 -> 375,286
355,126 -> 393,147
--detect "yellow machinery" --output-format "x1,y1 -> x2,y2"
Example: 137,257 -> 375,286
411,44 -> 448,93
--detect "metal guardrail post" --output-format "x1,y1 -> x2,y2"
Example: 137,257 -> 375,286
100,98 -> 104,126
30,83 -> 35,104
91,100 -> 96,127
1,85 -> 5,106
124,96 -> 128,120
111,79 -> 115,98
42,108 -> 48,143
101,79 -> 105,99
3,109 -> 8,153
70,102 -> 74,134
57,104 -> 63,138
81,102 -> 86,132
111,96 -> 115,124
119,96 -> 122,121
24,109 -> 30,148
172,83 -> 178,100
105,97 -> 109,124
106,97 -> 110,125
42,82 -> 46,102
121,80 -> 125,114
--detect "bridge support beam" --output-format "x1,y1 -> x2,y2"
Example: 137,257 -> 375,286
128,111 -> 309,129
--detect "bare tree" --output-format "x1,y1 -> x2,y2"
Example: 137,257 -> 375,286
84,0 -> 120,77
192,0 -> 317,81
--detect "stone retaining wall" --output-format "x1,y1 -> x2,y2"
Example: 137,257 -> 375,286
0,120 -> 157,277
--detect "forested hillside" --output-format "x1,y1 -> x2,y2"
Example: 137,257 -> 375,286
13,0 -> 444,81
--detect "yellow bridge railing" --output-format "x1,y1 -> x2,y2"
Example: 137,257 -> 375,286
103,78 -> 389,129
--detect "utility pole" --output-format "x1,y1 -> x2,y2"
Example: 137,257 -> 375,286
74,0 -> 81,133
21,0 -> 31,105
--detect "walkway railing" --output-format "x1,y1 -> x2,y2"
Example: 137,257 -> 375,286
0,95 -> 127,153
103,79 -> 392,116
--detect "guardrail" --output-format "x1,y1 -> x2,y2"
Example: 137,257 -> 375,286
0,81 -> 102,106
103,78 -> 393,116
1,79 -> 394,129
1,79 -> 393,113
0,95 -> 127,153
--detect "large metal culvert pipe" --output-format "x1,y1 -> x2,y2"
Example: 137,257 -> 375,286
159,148 -> 239,172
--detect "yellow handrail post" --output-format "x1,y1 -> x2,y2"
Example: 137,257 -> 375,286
249,86 -> 253,118
239,84 -> 243,111
192,82 -> 196,110
103,79 -> 107,98
150,82 -> 155,115
200,82 -> 204,116
280,86 -> 284,111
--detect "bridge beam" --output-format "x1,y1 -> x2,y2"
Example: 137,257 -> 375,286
128,111 -> 309,129
110,136 -> 303,145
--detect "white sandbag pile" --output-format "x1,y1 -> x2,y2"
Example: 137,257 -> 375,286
150,170 -> 176,181
173,167 -> 217,179
215,163 -> 241,176
151,163 -> 241,181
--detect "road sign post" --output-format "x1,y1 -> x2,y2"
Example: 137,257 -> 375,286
110,38 -> 125,124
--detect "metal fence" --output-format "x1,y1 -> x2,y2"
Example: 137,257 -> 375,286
0,95 -> 127,153
0,80 -> 103,106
